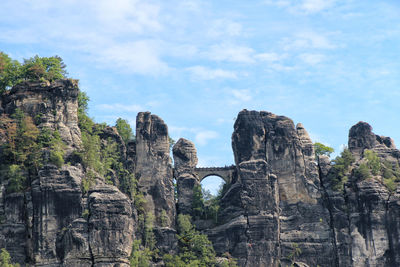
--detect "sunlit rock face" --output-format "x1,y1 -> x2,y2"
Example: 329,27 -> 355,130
2,82 -> 400,267
1,80 -> 81,150
173,138 -> 199,216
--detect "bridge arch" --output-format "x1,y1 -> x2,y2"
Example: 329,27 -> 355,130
194,166 -> 235,184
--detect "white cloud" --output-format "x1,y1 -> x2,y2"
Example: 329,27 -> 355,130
263,0 -> 338,14
284,31 -> 336,50
97,41 -> 169,75
97,103 -> 143,112
0,0 -> 168,76
93,0 -> 162,34
195,130 -> 218,146
300,0 -> 337,14
206,44 -> 255,63
228,89 -> 253,105
231,89 -> 252,102
186,66 -> 237,80
256,52 -> 286,62
207,19 -> 242,38
299,53 -> 325,65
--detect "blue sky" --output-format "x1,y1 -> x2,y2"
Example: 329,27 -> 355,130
1,0 -> 400,194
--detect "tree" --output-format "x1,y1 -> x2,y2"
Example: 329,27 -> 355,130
175,214 -> 216,266
192,184 -> 205,219
21,55 -> 67,82
314,142 -> 334,158
115,118 -> 134,144
0,52 -> 68,93
0,248 -> 20,267
0,52 -> 21,93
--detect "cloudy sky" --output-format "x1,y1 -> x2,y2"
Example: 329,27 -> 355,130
1,0 -> 400,193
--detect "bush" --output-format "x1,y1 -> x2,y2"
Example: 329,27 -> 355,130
0,248 -> 20,267
384,177 -> 397,192
314,142 -> 334,158
175,214 -> 217,266
364,150 -> 381,175
0,52 -> 68,93
115,118 -> 134,144
354,163 -> 370,180
130,240 -> 152,267
329,148 -> 355,191
6,164 -> 25,194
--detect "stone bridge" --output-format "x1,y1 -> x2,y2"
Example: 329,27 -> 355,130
194,165 -> 236,184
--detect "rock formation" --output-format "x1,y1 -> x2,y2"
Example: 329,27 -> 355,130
173,138 -> 199,215
1,81 -> 400,267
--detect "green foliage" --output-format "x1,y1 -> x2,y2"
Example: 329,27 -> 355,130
82,209 -> 90,220
384,177 -> 397,193
364,150 -> 381,175
192,184 -> 205,219
21,55 -> 67,82
115,118 -> 134,144
38,128 -> 65,168
163,254 -> 186,267
0,52 -> 68,93
287,243 -> 302,265
81,169 -> 96,194
77,91 -> 137,196
329,148 -> 355,191
0,52 -> 22,93
175,214 -> 217,266
160,210 -> 169,227
354,163 -> 370,180
6,165 -> 25,194
0,248 -> 20,267
130,240 -> 152,267
0,109 -> 69,193
314,142 -> 334,158
143,213 -> 156,250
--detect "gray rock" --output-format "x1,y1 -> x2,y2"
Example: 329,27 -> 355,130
173,138 -> 199,215
135,111 -> 176,253
1,80 -> 81,150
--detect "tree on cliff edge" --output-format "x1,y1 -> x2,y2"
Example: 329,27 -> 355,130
0,52 -> 68,93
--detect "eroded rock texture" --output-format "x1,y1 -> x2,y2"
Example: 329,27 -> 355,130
135,112 -> 176,253
212,110 -> 333,267
173,138 -> 199,215
1,80 -> 81,149
319,121 -> 400,267
0,81 -> 135,266
2,81 -> 400,267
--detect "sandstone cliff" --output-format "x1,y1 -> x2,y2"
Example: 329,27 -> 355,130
1,81 -> 400,267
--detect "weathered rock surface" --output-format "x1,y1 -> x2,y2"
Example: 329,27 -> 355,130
223,110 -> 334,266
135,111 -> 176,253
0,81 -> 135,266
320,121 -> 400,267
173,138 -> 199,215
2,81 -> 400,267
1,80 -> 81,149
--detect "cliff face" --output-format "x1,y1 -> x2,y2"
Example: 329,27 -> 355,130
1,82 -> 400,267
0,81 -> 135,266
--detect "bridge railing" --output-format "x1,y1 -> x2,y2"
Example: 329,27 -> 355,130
194,165 -> 235,171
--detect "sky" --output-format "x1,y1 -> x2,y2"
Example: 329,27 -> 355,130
1,0 -> 400,194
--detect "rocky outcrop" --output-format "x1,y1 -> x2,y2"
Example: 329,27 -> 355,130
228,110 -> 334,266
319,121 -> 400,267
3,80 -> 400,267
135,112 -> 176,253
173,138 -> 199,215
0,81 -> 135,266
1,80 -> 81,150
